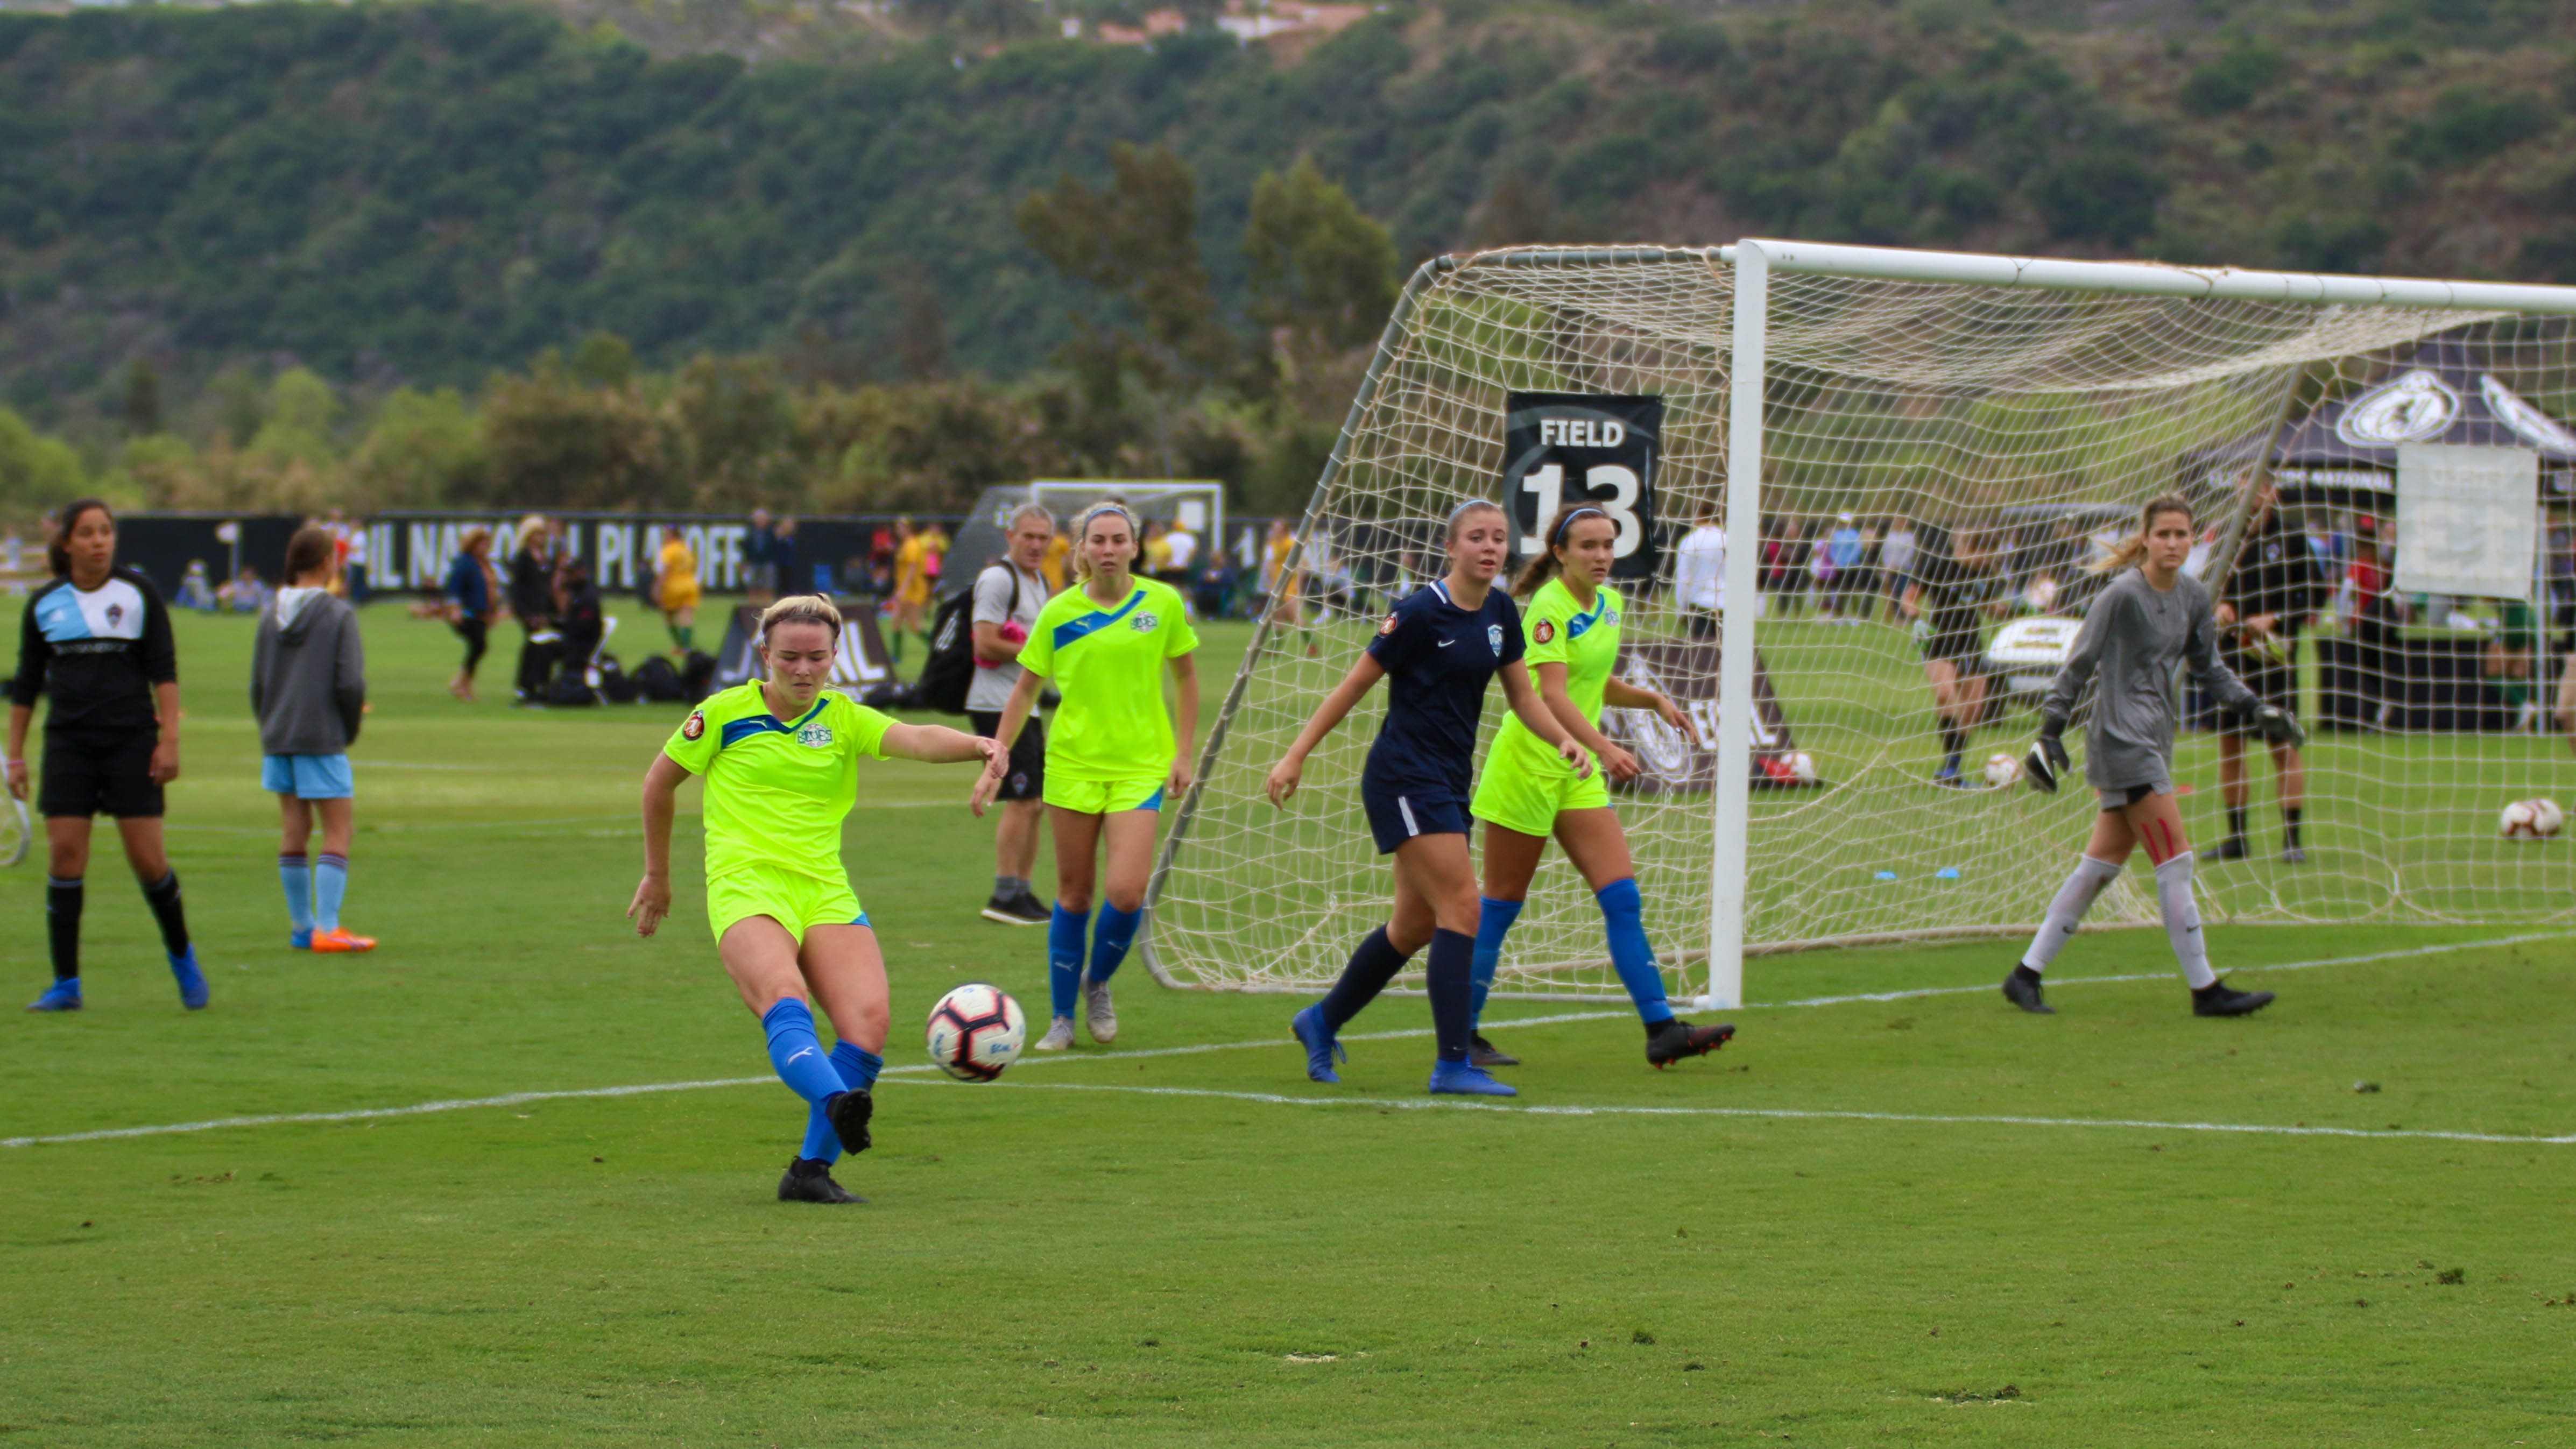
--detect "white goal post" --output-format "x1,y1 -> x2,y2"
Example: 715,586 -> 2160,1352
1141,239 -> 2576,1010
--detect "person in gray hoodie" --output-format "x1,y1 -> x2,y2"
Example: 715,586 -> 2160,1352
254,525 -> 373,953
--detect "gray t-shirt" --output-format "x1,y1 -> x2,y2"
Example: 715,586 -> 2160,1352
967,562 -> 1047,712
2043,569 -> 2255,791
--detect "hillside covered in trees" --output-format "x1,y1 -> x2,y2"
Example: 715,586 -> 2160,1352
2,0 -> 2572,515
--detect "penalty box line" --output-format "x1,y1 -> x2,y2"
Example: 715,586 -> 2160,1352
5,933 -> 2566,1150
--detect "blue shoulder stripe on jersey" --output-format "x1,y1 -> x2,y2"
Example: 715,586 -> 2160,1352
719,697 -> 830,748
1565,592 -> 1611,639
32,588 -> 92,643
1050,588 -> 1145,651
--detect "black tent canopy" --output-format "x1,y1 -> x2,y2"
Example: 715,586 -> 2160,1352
2271,339 -> 2576,504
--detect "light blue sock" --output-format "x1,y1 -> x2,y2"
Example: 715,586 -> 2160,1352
1470,896 -> 1522,1029
800,1042 -> 887,1164
1595,878 -> 1674,1025
1088,902 -> 1142,985
315,852 -> 348,932
1048,903 -> 1089,1017
760,999 -> 846,1105
278,853 -> 313,935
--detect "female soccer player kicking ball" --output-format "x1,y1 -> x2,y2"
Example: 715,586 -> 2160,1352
973,503 -> 1199,1051
630,596 -> 1001,1204
1466,507 -> 1735,1069
10,499 -> 203,1012
2008,496 -> 2300,1018
1266,500 -> 1589,1098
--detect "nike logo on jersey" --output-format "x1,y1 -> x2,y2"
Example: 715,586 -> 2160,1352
1436,638 -> 1456,647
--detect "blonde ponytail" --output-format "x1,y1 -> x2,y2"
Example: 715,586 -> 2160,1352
2091,494 -> 2194,575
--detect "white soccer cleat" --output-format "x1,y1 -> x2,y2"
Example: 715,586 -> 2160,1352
1083,980 -> 1118,1045
1033,1015 -> 1077,1051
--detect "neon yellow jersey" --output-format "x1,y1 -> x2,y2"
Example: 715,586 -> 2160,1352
664,683 -> 893,883
1017,577 -> 1198,782
1489,578 -> 1621,780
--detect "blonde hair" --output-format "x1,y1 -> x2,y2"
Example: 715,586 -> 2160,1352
1071,503 -> 1138,583
758,593 -> 843,645
1512,504 -> 1611,598
2092,494 -> 2193,575
519,514 -> 548,542
459,525 -> 492,553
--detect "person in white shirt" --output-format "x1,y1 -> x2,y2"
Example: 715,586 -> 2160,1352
1674,504 -> 1725,640
1165,524 -> 1196,575
1880,517 -> 1918,614
970,505 -> 1058,926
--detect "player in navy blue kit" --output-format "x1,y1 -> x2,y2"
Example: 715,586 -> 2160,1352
1264,500 -> 1590,1097
8,499 -> 204,1012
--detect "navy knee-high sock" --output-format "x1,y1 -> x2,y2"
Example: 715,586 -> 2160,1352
1048,903 -> 1089,1017
1596,878 -> 1674,1026
141,870 -> 190,956
1469,896 -> 1521,1029
1425,928 -> 1476,1064
1089,902 -> 1142,985
46,877 -> 83,982
1317,927 -> 1413,1032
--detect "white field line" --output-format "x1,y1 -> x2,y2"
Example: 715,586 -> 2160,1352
7,936 -> 2568,1150
892,1080 -> 2576,1147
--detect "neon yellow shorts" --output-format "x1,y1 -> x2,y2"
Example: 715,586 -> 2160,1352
1471,755 -> 1611,839
707,863 -> 867,945
1042,775 -> 1167,815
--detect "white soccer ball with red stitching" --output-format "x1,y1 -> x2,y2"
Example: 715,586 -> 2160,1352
1983,752 -> 2022,788
2530,798 -> 2565,838
927,983 -> 1027,1082
2500,801 -> 2544,839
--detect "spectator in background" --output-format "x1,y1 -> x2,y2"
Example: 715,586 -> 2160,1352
1142,519 -> 1175,586
1192,545 -> 1236,620
1823,512 -> 1863,620
657,525 -> 700,656
508,515 -> 557,704
1166,516 -> 1198,585
176,560 -> 217,613
1259,518 -> 1316,658
921,517 -> 950,606
1041,521 -> 1071,592
773,517 -> 801,597
554,555 -> 605,685
745,508 -> 778,606
868,521 -> 897,597
442,527 -> 497,702
343,517 -> 371,606
1675,502 -> 1725,640
970,504 -> 1056,927
255,525 -> 372,953
2342,520 -> 2405,731
221,565 -> 272,616
890,517 -> 929,662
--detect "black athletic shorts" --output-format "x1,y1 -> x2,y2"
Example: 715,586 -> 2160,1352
968,709 -> 1047,802
1919,628 -> 1982,665
39,726 -> 164,819
2222,651 -> 2296,720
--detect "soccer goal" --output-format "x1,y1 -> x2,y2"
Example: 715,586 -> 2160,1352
1141,240 -> 2576,1009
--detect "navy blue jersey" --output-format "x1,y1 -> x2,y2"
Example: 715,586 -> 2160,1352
1361,579 -> 1524,796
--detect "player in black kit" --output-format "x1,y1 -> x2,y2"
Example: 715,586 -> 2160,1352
8,500 -> 204,1012
1263,500 -> 1589,1098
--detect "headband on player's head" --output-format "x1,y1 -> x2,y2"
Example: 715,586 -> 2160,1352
1445,497 -> 1504,535
1077,502 -> 1137,539
1549,505 -> 1608,546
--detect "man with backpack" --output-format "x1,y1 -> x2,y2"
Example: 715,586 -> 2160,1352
965,505 -> 1056,924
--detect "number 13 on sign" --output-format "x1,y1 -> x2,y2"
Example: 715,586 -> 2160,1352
1519,463 -> 1643,557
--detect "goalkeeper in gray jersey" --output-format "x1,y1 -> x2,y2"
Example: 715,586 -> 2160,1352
2007,494 -> 2303,1017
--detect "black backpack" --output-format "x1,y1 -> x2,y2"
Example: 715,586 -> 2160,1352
633,654 -> 685,703
547,667 -> 600,707
912,563 -> 1019,716
595,653 -> 638,704
679,649 -> 717,703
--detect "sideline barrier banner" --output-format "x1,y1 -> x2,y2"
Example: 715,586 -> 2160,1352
711,603 -> 894,694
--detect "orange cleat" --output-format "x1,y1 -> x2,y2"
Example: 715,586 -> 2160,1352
309,927 -> 377,953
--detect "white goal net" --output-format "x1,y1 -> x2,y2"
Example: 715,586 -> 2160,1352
1142,242 -> 2576,1007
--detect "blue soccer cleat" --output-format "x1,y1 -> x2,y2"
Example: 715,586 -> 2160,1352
290,928 -> 313,950
1428,1059 -> 1517,1098
1931,761 -> 1968,789
1291,1005 -> 1346,1084
169,947 -> 208,1010
26,978 -> 82,1012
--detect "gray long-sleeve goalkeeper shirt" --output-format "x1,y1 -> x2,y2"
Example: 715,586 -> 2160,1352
2042,568 -> 2255,793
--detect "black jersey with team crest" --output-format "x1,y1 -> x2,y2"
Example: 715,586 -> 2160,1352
1361,579 -> 1525,797
10,567 -> 178,733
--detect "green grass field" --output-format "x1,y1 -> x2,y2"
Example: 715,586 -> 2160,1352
4,600 -> 2573,1446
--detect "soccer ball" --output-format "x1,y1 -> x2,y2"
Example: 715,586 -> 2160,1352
1787,751 -> 1818,783
1983,752 -> 2022,789
2500,801 -> 2543,839
2532,798 -> 2566,838
926,982 -> 1026,1082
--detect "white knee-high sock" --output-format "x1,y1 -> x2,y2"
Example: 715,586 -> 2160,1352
2154,851 -> 2215,989
2021,855 -> 2122,973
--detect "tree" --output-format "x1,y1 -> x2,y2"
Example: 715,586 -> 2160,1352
482,359 -> 676,510
123,360 -> 163,437
1245,157 -> 1400,359
0,406 -> 88,511
350,387 -> 486,507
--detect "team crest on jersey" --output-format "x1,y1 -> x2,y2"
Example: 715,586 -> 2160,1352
680,711 -> 705,740
105,604 -> 124,628
1487,623 -> 1504,653
797,721 -> 836,749
1533,619 -> 1555,645
1378,614 -> 1399,636
1130,612 -> 1159,633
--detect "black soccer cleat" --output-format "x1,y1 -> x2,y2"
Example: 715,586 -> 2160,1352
1645,1019 -> 1735,1068
1469,1033 -> 1519,1069
778,1157 -> 866,1204
2191,979 -> 2275,1017
2002,964 -> 2053,1014
2212,836 -> 2250,861
824,1088 -> 874,1155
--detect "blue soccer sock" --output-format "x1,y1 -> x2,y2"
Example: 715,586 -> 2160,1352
1088,902 -> 1142,985
760,999 -> 847,1106
1048,903 -> 1090,1017
800,1041 -> 887,1164
1425,928 -> 1476,1064
279,853 -> 314,935
1596,878 -> 1675,1025
1469,896 -> 1523,1029
314,852 -> 348,932
1318,926 -> 1414,1032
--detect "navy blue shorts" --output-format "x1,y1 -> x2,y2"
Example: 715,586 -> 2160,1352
1361,783 -> 1471,855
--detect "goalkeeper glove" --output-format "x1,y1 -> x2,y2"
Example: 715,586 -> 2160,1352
2252,703 -> 2307,750
2025,720 -> 2070,794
